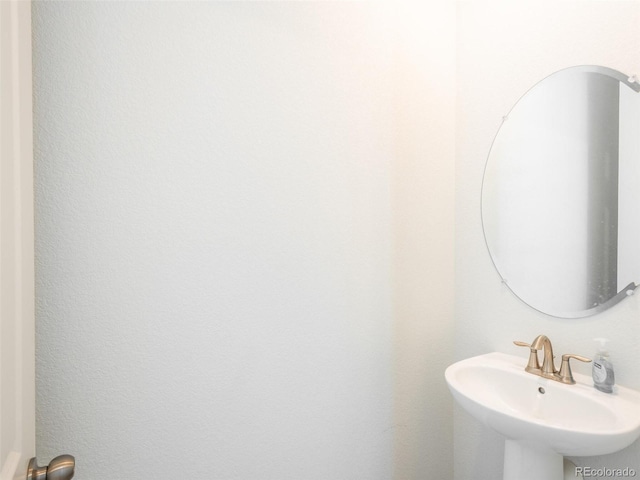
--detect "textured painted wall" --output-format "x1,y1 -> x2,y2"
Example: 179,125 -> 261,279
455,1 -> 640,479
33,3 -> 397,478
391,3 -> 455,479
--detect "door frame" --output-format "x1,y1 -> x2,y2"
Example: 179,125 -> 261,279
0,1 -> 36,479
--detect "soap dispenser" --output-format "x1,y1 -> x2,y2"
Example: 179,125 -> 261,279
592,338 -> 615,393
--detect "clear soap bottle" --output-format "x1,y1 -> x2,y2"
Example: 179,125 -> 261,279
592,338 -> 615,394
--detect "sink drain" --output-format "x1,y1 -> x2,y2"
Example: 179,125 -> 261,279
538,387 -> 546,394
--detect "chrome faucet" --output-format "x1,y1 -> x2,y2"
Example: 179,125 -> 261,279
514,335 -> 591,384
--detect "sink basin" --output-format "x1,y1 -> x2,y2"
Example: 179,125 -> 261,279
445,352 -> 640,480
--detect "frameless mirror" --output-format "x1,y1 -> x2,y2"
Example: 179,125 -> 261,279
482,66 -> 640,318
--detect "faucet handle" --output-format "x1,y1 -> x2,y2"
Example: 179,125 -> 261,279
513,340 -> 541,372
557,354 -> 591,384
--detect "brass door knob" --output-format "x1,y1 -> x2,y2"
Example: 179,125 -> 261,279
27,455 -> 75,480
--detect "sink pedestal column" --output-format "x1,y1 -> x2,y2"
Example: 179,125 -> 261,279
503,439 -> 563,480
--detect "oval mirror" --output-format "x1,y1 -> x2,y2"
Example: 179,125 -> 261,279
482,66 -> 640,318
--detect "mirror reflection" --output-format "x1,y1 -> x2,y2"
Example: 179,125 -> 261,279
482,66 -> 640,318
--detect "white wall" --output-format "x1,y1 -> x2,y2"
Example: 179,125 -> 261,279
34,3 -> 397,479
455,1 -> 640,479
391,3 -> 455,479
33,2 -> 456,479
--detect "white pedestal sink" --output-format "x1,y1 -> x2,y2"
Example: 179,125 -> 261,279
445,352 -> 640,480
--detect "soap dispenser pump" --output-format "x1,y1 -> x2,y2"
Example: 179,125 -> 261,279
592,338 -> 615,393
